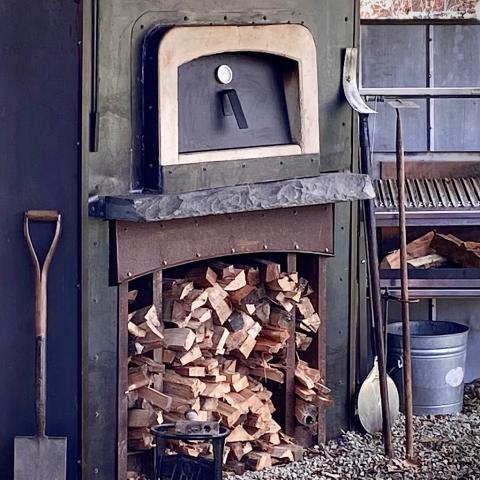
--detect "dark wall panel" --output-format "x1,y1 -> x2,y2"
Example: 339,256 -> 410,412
0,2 -> 81,479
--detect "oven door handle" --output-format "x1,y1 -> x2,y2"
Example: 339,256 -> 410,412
221,89 -> 248,130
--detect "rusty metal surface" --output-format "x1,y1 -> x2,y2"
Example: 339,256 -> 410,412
394,108 -> 415,462
113,205 -> 333,283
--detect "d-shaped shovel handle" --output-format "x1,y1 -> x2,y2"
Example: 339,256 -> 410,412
24,210 -> 62,437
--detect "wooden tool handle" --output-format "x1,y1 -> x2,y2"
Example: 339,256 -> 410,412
25,210 -> 60,222
23,210 -> 62,436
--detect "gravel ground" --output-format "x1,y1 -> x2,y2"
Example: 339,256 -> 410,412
230,381 -> 480,480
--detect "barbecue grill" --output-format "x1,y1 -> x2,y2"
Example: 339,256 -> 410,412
374,160 -> 480,296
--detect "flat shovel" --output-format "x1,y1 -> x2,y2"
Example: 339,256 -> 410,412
14,210 -> 66,480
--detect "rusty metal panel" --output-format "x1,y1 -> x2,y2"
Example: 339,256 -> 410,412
113,205 -> 333,283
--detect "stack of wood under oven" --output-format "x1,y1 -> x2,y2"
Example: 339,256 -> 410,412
125,259 -> 331,477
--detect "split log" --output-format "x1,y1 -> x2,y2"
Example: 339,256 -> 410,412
212,326 -> 230,355
407,253 -> 447,269
170,280 -> 195,300
177,345 -> 202,366
218,269 -> 247,292
245,452 -> 272,471
163,328 -> 195,352
381,231 -> 434,269
128,289 -> 139,303
201,382 -> 231,398
229,441 -> 253,461
206,284 -> 232,324
297,297 -> 315,318
270,308 -> 292,329
295,361 -> 320,389
185,266 -> 217,287
431,233 -> 480,268
128,408 -> 155,428
227,425 -> 253,443
251,258 -> 281,283
295,332 -> 313,352
249,366 -> 285,384
266,274 -> 298,292
163,370 -> 206,397
128,369 -> 151,392
299,313 -> 321,333
175,366 -> 206,377
217,400 -> 243,427
137,387 -> 172,412
270,444 -> 295,462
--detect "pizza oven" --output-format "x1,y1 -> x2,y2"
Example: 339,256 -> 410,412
141,24 -> 320,192
89,18 -> 373,480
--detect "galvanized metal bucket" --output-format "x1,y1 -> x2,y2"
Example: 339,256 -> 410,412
387,321 -> 469,416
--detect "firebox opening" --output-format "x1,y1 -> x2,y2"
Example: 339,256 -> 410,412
125,252 -> 329,477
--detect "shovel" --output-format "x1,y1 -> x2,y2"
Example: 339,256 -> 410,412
343,47 -> 394,457
14,210 -> 66,480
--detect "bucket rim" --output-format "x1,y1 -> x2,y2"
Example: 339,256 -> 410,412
387,320 -> 469,338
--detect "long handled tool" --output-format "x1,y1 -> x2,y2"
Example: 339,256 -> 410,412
14,210 -> 66,480
388,100 -> 419,463
343,48 -> 394,458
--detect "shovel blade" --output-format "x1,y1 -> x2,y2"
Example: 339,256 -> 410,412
14,436 -> 67,480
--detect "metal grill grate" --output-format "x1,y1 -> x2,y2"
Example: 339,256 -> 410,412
374,177 -> 480,210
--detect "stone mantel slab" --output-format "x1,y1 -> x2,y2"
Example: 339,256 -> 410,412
89,173 -> 374,222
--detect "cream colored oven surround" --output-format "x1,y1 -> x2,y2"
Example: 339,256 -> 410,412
157,24 -> 320,166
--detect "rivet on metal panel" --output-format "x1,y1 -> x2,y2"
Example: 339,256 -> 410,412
293,210 -> 298,216
294,244 -> 300,250
93,298 -> 98,303
93,468 -> 99,475
325,247 -> 330,253
263,244 -> 268,250
242,164 -> 246,168
196,253 -> 201,258
95,411 -> 100,418
162,260 -> 168,266
231,248 -> 236,254
127,272 -> 132,278
124,227 -> 128,232
361,259 -> 366,264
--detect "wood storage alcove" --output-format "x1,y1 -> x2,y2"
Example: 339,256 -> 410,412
111,205 -> 333,479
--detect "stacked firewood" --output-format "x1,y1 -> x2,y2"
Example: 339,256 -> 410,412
381,231 -> 480,269
126,259 -> 331,473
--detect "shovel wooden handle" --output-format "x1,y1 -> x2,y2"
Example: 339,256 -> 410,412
24,210 -> 62,437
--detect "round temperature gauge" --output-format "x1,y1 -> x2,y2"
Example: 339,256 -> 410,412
216,64 -> 233,85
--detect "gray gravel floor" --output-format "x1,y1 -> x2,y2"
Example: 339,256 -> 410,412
230,382 -> 480,480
